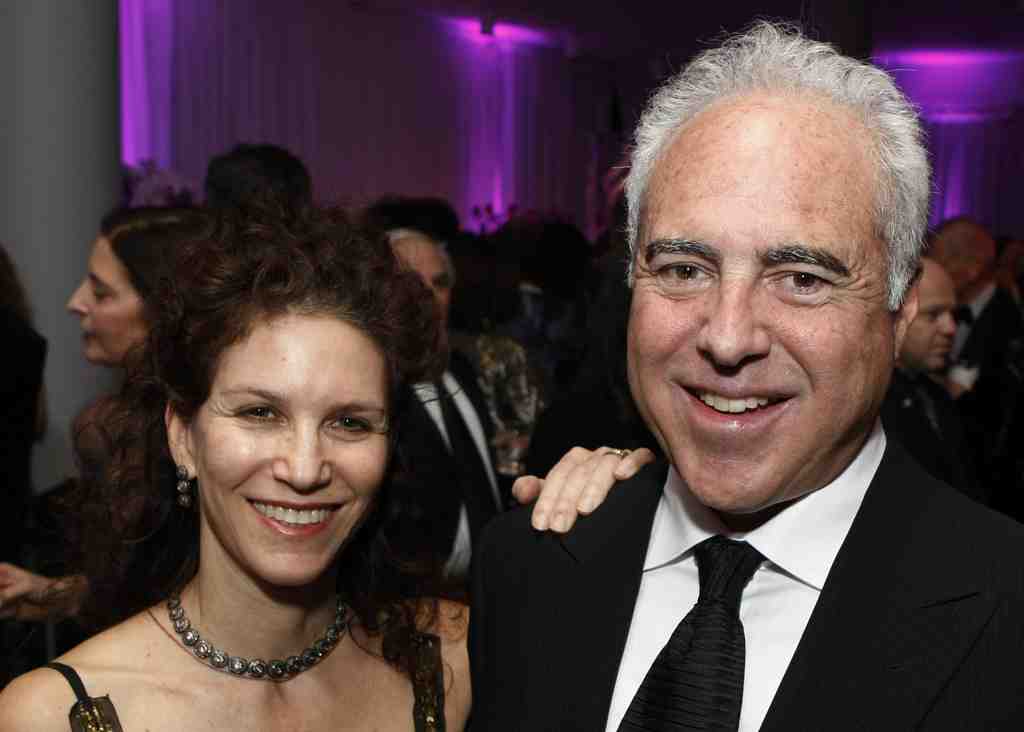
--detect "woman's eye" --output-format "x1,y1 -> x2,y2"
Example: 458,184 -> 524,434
335,416 -> 370,433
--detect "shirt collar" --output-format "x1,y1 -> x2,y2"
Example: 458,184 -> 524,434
645,420 -> 886,591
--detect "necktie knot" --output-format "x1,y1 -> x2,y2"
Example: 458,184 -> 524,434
695,536 -> 764,608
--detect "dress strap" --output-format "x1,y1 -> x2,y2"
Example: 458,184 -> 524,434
411,632 -> 446,732
44,662 -> 124,732
44,663 -> 89,703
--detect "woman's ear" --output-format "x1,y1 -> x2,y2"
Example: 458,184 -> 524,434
165,402 -> 194,472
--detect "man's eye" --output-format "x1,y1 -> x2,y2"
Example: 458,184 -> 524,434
658,264 -> 703,282
788,272 -> 825,291
242,406 -> 276,420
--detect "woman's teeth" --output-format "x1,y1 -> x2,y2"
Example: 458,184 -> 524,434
251,502 -> 332,525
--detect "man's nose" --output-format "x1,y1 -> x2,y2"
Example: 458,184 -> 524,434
272,425 -> 332,492
695,282 -> 771,369
938,311 -> 958,337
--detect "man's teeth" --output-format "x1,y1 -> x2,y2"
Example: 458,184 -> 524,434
251,502 -> 332,525
699,392 -> 770,414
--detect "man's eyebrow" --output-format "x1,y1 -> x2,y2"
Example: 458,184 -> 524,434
761,245 -> 851,277
644,238 -> 720,265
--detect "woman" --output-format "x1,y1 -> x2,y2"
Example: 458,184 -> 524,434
0,207 -> 201,622
67,206 -> 199,368
0,205 -> 649,730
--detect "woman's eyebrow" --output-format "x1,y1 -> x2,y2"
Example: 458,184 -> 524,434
219,386 -> 386,413
88,272 -> 113,289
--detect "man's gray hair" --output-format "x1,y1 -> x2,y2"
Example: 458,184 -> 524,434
625,21 -> 930,310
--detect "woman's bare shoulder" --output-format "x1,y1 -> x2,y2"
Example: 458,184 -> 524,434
0,665 -> 81,731
0,608 -> 171,730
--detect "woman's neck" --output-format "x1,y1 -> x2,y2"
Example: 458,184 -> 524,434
179,561 -> 340,663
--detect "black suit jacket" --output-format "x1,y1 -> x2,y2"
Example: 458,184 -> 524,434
880,369 -> 984,504
470,445 -> 1024,730
392,350 -> 501,562
0,309 -> 46,563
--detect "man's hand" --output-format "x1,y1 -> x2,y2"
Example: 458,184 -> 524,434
0,563 -> 83,622
514,447 -> 656,532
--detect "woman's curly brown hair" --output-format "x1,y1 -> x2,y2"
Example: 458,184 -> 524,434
66,204 -> 447,674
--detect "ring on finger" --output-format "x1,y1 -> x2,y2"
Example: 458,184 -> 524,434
605,448 -> 631,459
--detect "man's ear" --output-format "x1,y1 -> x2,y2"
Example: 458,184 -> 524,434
893,275 -> 920,357
165,402 -> 194,472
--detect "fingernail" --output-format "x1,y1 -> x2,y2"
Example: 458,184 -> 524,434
533,511 -> 547,530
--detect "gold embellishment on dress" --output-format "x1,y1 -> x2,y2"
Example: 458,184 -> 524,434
411,633 -> 445,732
69,697 -> 122,732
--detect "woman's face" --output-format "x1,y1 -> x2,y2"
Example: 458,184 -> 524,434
167,313 -> 391,589
66,236 -> 148,367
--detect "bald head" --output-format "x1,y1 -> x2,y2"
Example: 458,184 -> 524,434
930,218 -> 996,300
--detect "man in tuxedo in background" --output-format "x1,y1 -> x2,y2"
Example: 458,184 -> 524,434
880,257 -> 985,502
470,22 -> 1024,731
931,217 -> 1024,517
387,228 -> 503,579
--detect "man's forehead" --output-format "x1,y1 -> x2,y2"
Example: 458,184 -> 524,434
639,93 -> 878,264
919,260 -> 956,301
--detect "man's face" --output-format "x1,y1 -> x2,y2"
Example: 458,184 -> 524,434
392,234 -> 453,330
899,259 -> 957,375
627,93 -> 917,519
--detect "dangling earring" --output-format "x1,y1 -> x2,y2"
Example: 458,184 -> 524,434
176,465 -> 195,509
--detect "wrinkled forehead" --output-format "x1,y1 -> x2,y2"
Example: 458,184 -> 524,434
641,93 -> 881,265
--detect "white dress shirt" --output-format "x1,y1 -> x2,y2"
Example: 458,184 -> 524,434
605,421 -> 886,732
413,372 -> 500,576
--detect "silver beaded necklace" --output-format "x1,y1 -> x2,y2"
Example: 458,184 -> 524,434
167,592 -> 349,681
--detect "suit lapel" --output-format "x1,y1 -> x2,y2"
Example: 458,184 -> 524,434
551,461 -> 667,729
762,445 -> 999,730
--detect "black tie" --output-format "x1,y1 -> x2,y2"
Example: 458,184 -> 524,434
619,536 -> 765,732
434,380 -> 498,543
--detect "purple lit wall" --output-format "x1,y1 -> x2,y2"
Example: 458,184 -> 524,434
119,0 -> 173,167
875,49 -> 1024,234
118,1 -> 595,229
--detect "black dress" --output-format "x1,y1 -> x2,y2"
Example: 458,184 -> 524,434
45,634 -> 447,731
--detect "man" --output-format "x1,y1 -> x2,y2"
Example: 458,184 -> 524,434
387,228 -> 504,579
470,22 -> 1024,731
880,258 -> 984,501
931,217 -> 1024,517
203,143 -> 313,211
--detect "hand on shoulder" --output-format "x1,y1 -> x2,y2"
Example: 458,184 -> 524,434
513,446 -> 656,532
